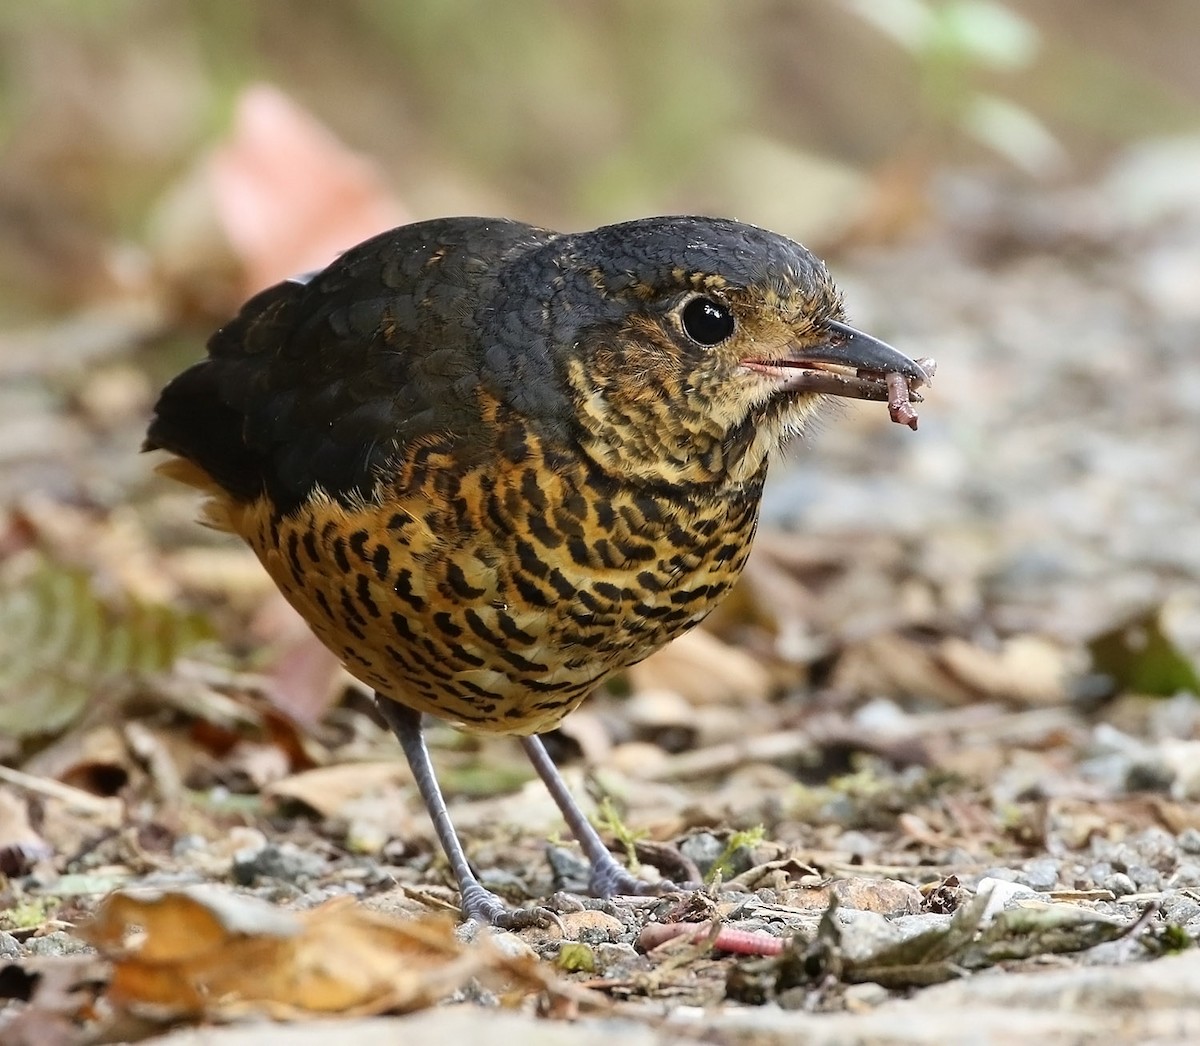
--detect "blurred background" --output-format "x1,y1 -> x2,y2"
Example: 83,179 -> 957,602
3,0 -> 1199,319
3,1 -> 1200,882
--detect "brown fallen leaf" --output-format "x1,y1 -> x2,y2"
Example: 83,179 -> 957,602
82,887 -> 536,1019
0,955 -> 110,1046
628,626 -> 774,706
210,83 -> 408,294
21,724 -> 137,798
833,631 -> 1068,708
250,592 -> 349,726
265,761 -> 412,820
0,788 -> 51,875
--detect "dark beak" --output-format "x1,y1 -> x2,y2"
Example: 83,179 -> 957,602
742,320 -> 935,429
796,320 -> 931,385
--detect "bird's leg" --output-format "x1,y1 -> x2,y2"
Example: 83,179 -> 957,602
375,695 -> 548,929
520,734 -> 664,898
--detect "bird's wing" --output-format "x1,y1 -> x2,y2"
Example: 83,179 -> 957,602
145,217 -> 557,515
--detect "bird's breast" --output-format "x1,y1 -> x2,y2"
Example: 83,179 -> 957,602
229,425 -> 761,735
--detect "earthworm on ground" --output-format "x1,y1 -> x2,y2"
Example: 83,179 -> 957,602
636,921 -> 785,956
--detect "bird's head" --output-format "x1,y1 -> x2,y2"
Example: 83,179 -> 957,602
534,216 -> 930,490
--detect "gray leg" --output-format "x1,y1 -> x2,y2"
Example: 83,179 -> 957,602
376,696 -> 545,928
520,734 -> 660,897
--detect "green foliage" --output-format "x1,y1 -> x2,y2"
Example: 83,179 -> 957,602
706,825 -> 766,884
1089,608 -> 1200,698
0,557 -> 214,739
0,897 -> 58,931
1145,922 -> 1193,957
842,0 -> 1064,173
594,795 -> 647,870
557,942 -> 597,973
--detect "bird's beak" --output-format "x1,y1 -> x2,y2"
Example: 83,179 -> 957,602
798,320 -> 931,384
741,319 -> 935,428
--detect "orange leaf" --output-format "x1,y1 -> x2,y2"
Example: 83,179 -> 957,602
82,887 -> 535,1019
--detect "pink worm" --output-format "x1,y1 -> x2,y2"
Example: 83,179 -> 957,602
637,921 -> 785,956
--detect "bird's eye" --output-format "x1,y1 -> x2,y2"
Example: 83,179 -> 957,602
680,296 -> 736,346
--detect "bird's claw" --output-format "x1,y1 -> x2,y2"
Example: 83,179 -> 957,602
589,856 -> 678,899
460,883 -> 564,932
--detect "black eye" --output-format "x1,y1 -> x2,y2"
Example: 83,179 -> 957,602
680,296 -> 735,346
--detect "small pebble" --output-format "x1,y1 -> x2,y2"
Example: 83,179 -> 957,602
489,930 -> 538,961
1126,864 -> 1163,890
843,981 -> 891,1010
231,842 -> 325,886
478,868 -> 529,897
1135,826 -> 1181,867
23,932 -> 91,958
1107,844 -> 1144,874
977,877 -> 1038,919
890,914 -> 953,939
546,846 -> 590,892
547,891 -> 586,914
1102,872 -> 1137,897
780,876 -> 922,916
978,867 -> 1022,885
1018,858 -> 1061,891
830,908 -> 899,962
1178,828 -> 1200,855
1125,760 -> 1175,792
559,909 -> 626,941
679,832 -> 724,878
1169,863 -> 1200,888
1160,896 -> 1200,923
594,941 -> 641,973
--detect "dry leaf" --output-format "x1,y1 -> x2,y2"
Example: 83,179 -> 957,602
938,635 -> 1067,706
250,593 -> 349,726
21,724 -> 138,797
83,888 -> 527,1019
628,627 -> 773,706
265,761 -> 411,820
0,956 -> 110,1046
0,788 -> 51,874
833,631 -> 1067,707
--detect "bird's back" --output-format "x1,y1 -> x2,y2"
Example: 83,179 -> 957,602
145,217 -> 563,515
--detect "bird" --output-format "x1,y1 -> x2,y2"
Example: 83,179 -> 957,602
145,215 -> 932,927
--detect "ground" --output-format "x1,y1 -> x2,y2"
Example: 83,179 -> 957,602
3,139 -> 1200,1043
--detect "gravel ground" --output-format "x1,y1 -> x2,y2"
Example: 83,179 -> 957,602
3,140 -> 1200,1043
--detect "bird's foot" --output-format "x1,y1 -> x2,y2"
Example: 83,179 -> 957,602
588,852 -> 687,899
459,882 -> 562,931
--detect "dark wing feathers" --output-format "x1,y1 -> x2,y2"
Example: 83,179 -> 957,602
143,280 -> 303,501
144,218 -> 558,515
